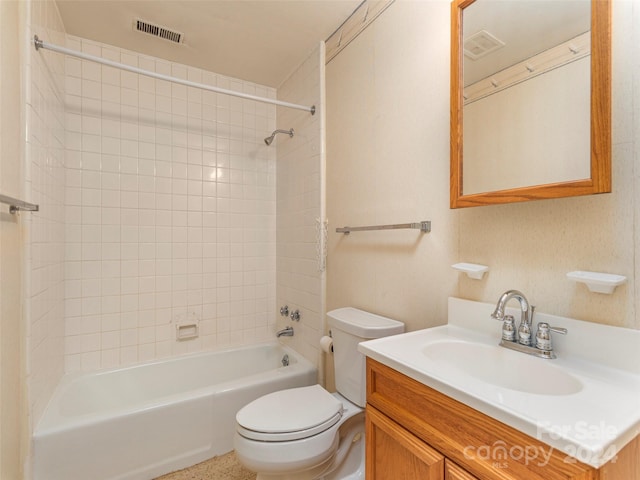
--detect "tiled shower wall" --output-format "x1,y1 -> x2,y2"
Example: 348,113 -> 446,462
276,44 -> 325,373
25,0 -> 67,429
63,36 -> 278,372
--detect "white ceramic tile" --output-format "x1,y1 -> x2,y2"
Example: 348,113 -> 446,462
23,0 -> 68,426
101,348 -> 120,368
60,35 -> 279,373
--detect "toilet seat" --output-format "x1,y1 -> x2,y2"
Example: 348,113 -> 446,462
236,385 -> 343,442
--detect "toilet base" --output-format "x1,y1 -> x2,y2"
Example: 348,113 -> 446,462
236,392 -> 365,480
253,412 -> 365,480
319,414 -> 365,480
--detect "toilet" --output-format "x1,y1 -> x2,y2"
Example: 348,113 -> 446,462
234,307 -> 404,480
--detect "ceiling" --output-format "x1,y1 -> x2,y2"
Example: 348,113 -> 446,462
463,0 -> 591,85
55,0 -> 362,88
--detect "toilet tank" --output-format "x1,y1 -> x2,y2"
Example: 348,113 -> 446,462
327,308 -> 404,407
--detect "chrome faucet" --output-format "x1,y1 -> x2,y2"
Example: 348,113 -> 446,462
491,290 -> 567,359
276,326 -> 294,338
491,289 -> 533,346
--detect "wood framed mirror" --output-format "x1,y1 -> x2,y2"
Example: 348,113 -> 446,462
450,0 -> 611,208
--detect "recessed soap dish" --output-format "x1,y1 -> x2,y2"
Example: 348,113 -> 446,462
566,271 -> 627,294
452,263 -> 489,280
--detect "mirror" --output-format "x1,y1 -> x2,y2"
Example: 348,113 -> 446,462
450,0 -> 611,208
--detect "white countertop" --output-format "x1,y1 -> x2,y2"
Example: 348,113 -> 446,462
358,297 -> 640,468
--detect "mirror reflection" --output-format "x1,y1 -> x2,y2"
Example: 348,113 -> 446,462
462,0 -> 592,195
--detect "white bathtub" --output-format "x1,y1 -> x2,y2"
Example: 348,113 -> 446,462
33,342 -> 317,480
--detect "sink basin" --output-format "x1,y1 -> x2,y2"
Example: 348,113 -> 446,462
358,298 -> 640,468
422,340 -> 583,395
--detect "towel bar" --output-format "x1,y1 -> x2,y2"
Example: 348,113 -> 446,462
0,193 -> 39,214
336,221 -> 431,234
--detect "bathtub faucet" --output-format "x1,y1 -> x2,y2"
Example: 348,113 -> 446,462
276,326 -> 294,338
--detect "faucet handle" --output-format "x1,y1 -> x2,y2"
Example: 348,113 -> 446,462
549,325 -> 568,335
501,315 -> 516,342
535,322 -> 567,351
537,322 -> 568,335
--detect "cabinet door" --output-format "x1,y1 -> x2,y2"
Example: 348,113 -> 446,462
445,460 -> 480,480
366,406 -> 444,480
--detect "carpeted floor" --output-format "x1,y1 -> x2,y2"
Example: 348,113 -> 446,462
154,451 -> 256,480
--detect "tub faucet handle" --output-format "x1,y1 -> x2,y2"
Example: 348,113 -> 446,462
280,305 -> 289,317
290,310 -> 301,322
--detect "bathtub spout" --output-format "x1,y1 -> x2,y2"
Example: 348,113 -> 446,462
276,326 -> 294,338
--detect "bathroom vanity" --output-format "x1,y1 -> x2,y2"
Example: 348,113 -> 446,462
359,298 -> 640,480
365,358 -> 638,479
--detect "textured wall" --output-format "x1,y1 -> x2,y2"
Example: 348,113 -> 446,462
326,1 -> 458,333
458,0 -> 639,329
326,0 -> 638,332
463,57 -> 590,194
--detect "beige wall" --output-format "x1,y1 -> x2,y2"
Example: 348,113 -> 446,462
464,57 -> 590,194
458,0 -> 639,329
326,0 -> 457,332
326,0 -> 638,331
0,1 -> 26,477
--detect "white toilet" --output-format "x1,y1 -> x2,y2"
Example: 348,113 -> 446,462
234,307 -> 404,480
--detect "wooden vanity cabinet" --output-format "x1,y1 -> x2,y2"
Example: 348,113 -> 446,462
366,402 -> 477,480
366,404 -> 444,479
445,460 -> 481,480
365,358 -> 639,480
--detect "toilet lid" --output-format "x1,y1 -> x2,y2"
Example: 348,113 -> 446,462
236,385 -> 343,441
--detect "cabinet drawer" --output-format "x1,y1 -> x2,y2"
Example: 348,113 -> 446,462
366,358 -> 596,480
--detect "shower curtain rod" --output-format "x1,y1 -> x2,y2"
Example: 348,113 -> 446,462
33,36 -> 315,115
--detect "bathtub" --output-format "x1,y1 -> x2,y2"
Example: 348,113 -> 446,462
33,342 -> 317,480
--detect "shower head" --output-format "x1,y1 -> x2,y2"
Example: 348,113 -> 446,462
264,128 -> 294,146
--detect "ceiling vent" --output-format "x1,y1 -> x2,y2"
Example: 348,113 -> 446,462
464,30 -> 504,60
134,19 -> 184,44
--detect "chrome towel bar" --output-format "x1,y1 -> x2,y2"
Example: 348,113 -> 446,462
336,221 -> 431,235
0,193 -> 39,214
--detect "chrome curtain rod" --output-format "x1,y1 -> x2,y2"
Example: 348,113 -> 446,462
33,36 -> 315,115
0,193 -> 39,214
336,221 -> 431,235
